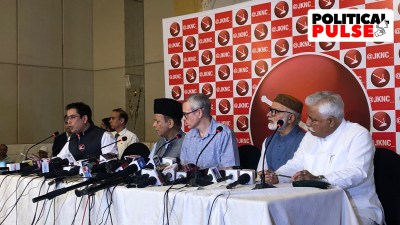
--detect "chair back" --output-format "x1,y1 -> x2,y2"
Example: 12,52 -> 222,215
122,142 -> 150,160
374,148 -> 400,225
238,144 -> 261,170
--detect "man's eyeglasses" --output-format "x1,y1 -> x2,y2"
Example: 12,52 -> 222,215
65,115 -> 81,122
268,107 -> 292,117
183,108 -> 201,119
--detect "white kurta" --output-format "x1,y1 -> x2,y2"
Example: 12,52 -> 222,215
276,120 -> 383,224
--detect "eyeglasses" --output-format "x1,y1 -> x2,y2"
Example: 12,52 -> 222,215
268,107 -> 292,117
183,108 -> 201,119
65,115 -> 81,122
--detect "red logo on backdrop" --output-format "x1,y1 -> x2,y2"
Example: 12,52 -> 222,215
236,80 -> 249,96
183,51 -> 198,68
234,97 -> 252,114
251,3 -> 270,23
274,1 -> 289,18
319,0 -> 335,9
233,26 -> 251,45
216,81 -> 233,98
371,68 -> 390,88
368,88 -> 394,110
274,39 -> 289,56
295,16 -> 308,34
171,86 -> 182,100
219,99 -> 231,114
170,54 -> 181,68
372,132 -> 396,150
182,18 -> 198,35
183,84 -> 199,99
366,44 -> 394,68
255,60 -> 268,77
185,36 -> 196,51
373,111 -> 391,131
199,66 -> 215,83
168,37 -> 182,54
235,9 -> 249,25
201,50 -> 213,65
199,32 -> 215,50
236,45 -> 249,61
186,68 -> 197,83
201,16 -> 212,32
344,49 -> 362,68
250,54 -> 370,149
252,40 -> 271,60
236,116 -> 249,131
169,69 -> 183,85
233,61 -> 251,80
218,65 -> 231,80
218,30 -> 230,46
293,36 -> 314,54
202,83 -> 213,97
170,22 -> 180,36
271,18 -> 292,39
216,46 -> 233,64
254,23 -> 268,40
216,115 -> 234,129
215,11 -> 232,30
319,42 -> 335,51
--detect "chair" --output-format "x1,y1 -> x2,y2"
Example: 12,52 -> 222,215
238,144 -> 261,171
121,142 -> 150,160
373,148 -> 400,225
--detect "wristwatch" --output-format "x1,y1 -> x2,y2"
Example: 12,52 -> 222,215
318,175 -> 327,182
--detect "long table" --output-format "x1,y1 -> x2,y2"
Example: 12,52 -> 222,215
0,174 -> 359,225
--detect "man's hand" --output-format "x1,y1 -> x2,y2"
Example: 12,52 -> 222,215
258,169 -> 279,184
292,170 -> 319,181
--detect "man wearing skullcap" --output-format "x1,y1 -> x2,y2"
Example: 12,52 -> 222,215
149,98 -> 185,159
257,93 -> 305,173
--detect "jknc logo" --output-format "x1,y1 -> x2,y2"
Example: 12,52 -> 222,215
308,9 -> 393,42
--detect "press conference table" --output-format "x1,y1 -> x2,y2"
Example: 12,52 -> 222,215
0,174 -> 359,225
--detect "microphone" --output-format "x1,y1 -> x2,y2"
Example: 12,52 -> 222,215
190,126 -> 223,187
136,176 -> 157,188
153,133 -> 183,158
162,163 -> 179,183
25,131 -> 59,159
254,119 -> 283,189
100,136 -> 127,149
227,173 -> 250,189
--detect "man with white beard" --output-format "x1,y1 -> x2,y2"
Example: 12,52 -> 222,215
257,94 -> 305,174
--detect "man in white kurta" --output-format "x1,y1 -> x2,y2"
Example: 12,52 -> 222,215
264,91 -> 383,225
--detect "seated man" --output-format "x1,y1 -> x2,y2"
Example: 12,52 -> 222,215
109,108 -> 139,159
264,91 -> 383,225
180,93 -> 239,169
257,94 -> 305,172
57,102 -> 118,164
149,98 -> 185,159
0,144 -> 13,165
52,115 -> 72,157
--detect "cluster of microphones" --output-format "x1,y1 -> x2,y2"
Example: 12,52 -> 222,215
1,124 -> 280,204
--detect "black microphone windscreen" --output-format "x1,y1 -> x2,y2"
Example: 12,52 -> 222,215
121,136 -> 128,141
176,133 -> 182,139
277,120 -> 284,127
238,173 -> 251,184
216,126 -> 223,133
53,131 -> 60,137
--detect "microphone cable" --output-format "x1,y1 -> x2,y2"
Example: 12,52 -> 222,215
206,191 -> 231,225
34,186 -> 52,225
0,176 -> 26,215
0,176 -> 40,225
80,196 -> 90,225
163,184 -> 188,225
70,196 -> 84,225
29,179 -> 47,225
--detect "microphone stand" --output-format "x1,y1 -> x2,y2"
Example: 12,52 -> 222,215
25,132 -> 59,160
190,127 -> 222,187
254,120 -> 283,189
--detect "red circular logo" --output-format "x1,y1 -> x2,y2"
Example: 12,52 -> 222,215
295,16 -> 308,34
201,16 -> 212,32
202,83 -> 213,97
274,39 -> 289,56
235,45 -> 249,61
274,1 -> 289,18
344,49 -> 362,68
319,0 -> 335,9
235,9 -> 249,25
201,50 -> 213,65
170,22 -> 180,36
186,68 -> 197,83
255,60 -> 268,77
236,116 -> 249,131
370,68 -> 390,88
254,23 -> 268,40
171,86 -> 182,100
236,80 -> 249,96
170,54 -> 181,68
219,99 -> 231,114
373,111 -> 391,131
218,30 -> 230,46
185,36 -> 196,51
250,54 -> 370,149
218,65 -> 231,80
319,42 -> 335,51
